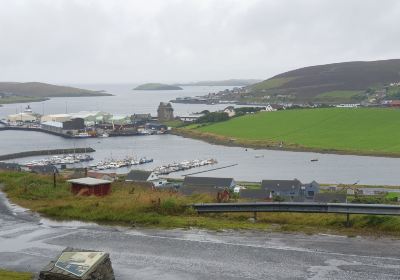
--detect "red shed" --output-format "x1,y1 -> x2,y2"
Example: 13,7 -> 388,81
68,177 -> 112,196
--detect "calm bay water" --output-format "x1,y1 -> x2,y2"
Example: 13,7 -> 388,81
1,84 -> 400,185
1,130 -> 400,185
0,84 -> 233,118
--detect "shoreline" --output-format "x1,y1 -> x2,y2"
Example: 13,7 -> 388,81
172,128 -> 400,158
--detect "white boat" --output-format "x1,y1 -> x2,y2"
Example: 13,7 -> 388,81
75,132 -> 91,138
24,105 -> 33,113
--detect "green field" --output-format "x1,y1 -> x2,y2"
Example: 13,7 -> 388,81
314,90 -> 364,102
190,108 -> 400,155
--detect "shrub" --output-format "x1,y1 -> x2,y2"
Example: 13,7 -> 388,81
196,112 -> 229,123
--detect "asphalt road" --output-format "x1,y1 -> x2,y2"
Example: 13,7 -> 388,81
0,192 -> 399,280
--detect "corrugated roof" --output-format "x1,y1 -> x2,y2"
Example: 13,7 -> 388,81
68,177 -> 111,186
41,121 -> 63,128
240,189 -> 269,200
179,185 -> 222,196
261,179 -> 302,192
126,170 -> 152,181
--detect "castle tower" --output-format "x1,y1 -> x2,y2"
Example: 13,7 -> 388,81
157,102 -> 174,121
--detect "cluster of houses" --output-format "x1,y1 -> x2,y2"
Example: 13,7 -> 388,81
0,162 -> 382,203
121,171 -> 347,203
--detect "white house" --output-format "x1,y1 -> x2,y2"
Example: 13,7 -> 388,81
335,104 -> 360,108
262,104 -> 277,112
224,106 -> 236,117
125,170 -> 167,187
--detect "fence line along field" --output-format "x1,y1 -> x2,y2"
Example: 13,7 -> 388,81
186,108 -> 400,156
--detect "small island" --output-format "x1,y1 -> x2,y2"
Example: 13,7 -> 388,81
133,83 -> 183,90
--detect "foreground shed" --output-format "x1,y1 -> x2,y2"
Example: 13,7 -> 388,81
68,177 -> 112,196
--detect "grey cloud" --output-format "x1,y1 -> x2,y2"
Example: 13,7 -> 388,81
0,0 -> 399,83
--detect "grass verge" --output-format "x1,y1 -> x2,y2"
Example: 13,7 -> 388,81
0,269 -> 33,280
1,171 -> 400,236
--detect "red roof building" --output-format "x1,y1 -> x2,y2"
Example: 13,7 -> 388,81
390,100 -> 400,107
68,177 -> 112,196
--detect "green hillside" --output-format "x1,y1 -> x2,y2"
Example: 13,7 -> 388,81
0,82 -> 110,97
247,59 -> 400,103
187,108 -> 400,156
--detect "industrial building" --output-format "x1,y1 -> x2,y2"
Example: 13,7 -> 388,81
41,114 -> 71,123
7,113 -> 37,123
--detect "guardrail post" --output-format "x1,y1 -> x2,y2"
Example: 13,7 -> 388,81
346,213 -> 350,227
253,211 -> 257,221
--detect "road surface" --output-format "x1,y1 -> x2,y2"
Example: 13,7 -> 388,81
0,192 -> 399,279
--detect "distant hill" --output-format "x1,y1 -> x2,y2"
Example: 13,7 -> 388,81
134,83 -> 183,90
248,59 -> 400,102
176,79 -> 262,87
0,82 -> 110,98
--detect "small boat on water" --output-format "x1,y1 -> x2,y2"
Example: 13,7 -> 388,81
311,158 -> 319,162
255,155 -> 264,158
75,132 -> 91,138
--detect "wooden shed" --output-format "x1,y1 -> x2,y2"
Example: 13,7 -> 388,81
68,177 -> 112,197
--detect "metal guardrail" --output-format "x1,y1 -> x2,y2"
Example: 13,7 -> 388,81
192,202 -> 400,216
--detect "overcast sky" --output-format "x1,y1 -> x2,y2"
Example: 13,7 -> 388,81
0,0 -> 400,84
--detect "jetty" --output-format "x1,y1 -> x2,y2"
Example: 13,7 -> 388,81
0,147 -> 95,161
0,125 -> 75,138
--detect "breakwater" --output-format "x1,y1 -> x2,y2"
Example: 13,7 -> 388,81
0,147 -> 95,161
0,126 -> 74,138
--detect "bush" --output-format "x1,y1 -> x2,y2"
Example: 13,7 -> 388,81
196,112 -> 229,123
234,107 -> 263,115
273,195 -> 285,202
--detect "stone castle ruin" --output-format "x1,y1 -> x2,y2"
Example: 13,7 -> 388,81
157,102 -> 174,121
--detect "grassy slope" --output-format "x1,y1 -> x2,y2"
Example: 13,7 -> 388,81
0,82 -> 110,98
248,59 -> 400,101
0,172 -> 265,230
250,77 -> 295,91
0,270 -> 32,280
194,108 -> 400,155
1,171 -> 400,236
314,90 -> 363,102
